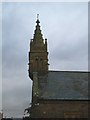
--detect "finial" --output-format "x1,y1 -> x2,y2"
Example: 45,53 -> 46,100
36,14 -> 40,24
37,14 -> 39,20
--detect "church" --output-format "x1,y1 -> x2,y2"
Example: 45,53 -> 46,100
27,15 -> 89,119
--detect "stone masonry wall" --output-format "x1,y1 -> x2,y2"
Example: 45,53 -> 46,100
30,100 -> 88,118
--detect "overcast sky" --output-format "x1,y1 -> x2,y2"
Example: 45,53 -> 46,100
0,2 -> 2,115
1,0 -> 89,2
0,2 -> 88,118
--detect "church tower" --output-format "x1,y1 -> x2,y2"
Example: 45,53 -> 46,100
28,15 -> 49,80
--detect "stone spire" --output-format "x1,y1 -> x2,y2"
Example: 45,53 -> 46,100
33,14 -> 44,44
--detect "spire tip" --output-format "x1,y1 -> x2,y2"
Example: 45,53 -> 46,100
37,14 -> 39,20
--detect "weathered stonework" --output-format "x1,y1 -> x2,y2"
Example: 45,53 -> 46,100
30,100 -> 88,118
28,18 -> 48,79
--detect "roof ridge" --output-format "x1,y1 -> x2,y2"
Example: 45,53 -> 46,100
48,70 -> 89,73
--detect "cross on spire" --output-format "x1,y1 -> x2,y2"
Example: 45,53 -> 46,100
36,14 -> 40,24
37,14 -> 39,20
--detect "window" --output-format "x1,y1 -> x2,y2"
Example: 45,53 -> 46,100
40,58 -> 42,61
35,57 -> 38,61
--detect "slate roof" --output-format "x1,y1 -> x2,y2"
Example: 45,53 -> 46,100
38,71 -> 89,100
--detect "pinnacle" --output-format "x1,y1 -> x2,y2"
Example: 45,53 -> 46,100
33,15 -> 44,43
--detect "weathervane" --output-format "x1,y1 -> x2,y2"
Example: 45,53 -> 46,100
37,14 -> 39,20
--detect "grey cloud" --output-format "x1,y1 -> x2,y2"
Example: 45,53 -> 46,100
2,75 -> 32,118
